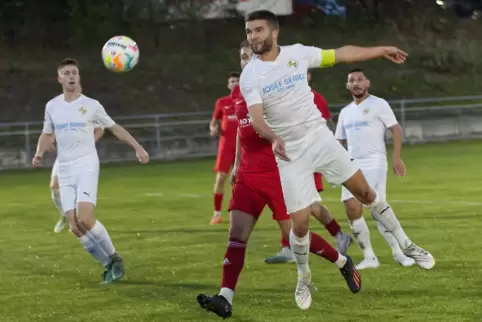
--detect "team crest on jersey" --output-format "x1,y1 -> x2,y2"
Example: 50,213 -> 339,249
363,107 -> 370,114
287,60 -> 298,68
79,107 -> 87,115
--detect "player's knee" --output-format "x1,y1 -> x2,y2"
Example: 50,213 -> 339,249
290,209 -> 310,237
344,199 -> 363,221
76,203 -> 96,229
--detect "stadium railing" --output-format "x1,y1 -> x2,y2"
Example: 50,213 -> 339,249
1,95 -> 482,170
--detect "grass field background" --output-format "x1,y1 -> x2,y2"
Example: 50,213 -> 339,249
1,141 -> 482,321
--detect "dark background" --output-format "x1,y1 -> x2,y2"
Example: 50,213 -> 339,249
1,0 -> 481,122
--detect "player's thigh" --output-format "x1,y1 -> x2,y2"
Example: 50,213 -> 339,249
228,179 -> 265,221
312,135 -> 359,187
260,175 -> 290,222
278,156 -> 320,214
76,171 -> 99,225
229,210 -> 257,242
59,184 -> 76,215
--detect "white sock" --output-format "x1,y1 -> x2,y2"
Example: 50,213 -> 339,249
375,220 -> 405,257
368,195 -> 411,248
78,235 -> 110,267
334,253 -> 347,269
349,217 -> 376,259
89,221 -> 116,257
51,188 -> 63,215
289,230 -> 311,278
219,287 -> 234,305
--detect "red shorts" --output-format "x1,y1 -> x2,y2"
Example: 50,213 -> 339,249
314,173 -> 323,192
214,137 -> 236,173
228,172 -> 290,221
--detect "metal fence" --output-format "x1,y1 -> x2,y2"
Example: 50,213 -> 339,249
2,95 -> 482,170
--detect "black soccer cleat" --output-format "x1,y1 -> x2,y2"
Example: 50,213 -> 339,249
339,255 -> 362,293
197,294 -> 232,319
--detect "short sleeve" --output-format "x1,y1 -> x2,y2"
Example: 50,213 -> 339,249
240,71 -> 262,108
213,99 -> 223,120
334,109 -> 347,140
378,100 -> 398,128
313,92 -> 332,119
296,44 -> 335,69
93,101 -> 116,128
42,108 -> 54,134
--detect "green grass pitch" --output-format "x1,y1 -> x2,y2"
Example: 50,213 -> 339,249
1,141 -> 482,322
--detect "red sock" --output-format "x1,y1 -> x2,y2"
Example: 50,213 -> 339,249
324,219 -> 341,237
221,239 -> 247,291
281,234 -> 290,248
310,232 -> 339,263
214,193 -> 224,212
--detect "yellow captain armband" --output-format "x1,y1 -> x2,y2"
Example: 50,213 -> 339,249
320,49 -> 336,68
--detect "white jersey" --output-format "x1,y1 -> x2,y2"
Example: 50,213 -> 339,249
240,44 -> 334,158
42,94 -> 115,165
335,95 -> 398,169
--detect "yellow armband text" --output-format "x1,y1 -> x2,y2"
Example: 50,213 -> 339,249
320,49 -> 336,68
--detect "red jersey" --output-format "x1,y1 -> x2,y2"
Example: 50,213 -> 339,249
212,95 -> 238,139
312,90 -> 332,120
232,85 -> 278,174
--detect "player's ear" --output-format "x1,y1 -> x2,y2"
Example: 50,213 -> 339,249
367,79 -> 371,88
346,82 -> 350,90
57,75 -> 62,84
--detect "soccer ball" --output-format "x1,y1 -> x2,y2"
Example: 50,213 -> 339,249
101,35 -> 139,72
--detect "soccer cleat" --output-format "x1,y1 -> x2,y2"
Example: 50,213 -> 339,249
295,275 -> 312,310
110,253 -> 125,281
100,269 -> 113,285
336,233 -> 353,255
264,247 -> 296,264
54,217 -> 68,233
393,253 -> 415,267
210,215 -> 223,225
355,257 -> 380,270
197,294 -> 232,319
402,242 -> 435,270
339,255 -> 362,293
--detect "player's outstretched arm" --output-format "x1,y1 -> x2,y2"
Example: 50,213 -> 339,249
334,46 -> 408,64
107,124 -> 149,164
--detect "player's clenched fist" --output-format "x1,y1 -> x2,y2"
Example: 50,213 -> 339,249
32,154 -> 43,168
272,137 -> 290,162
136,148 -> 150,164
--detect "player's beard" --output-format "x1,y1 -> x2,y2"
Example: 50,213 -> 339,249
252,37 -> 273,55
351,89 -> 367,99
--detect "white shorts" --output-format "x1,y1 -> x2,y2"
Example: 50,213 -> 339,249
341,167 -> 387,202
277,127 -> 359,213
57,162 -> 100,213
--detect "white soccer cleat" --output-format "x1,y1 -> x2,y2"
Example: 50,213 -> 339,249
54,217 -> 68,233
393,253 -> 415,267
402,242 -> 435,270
295,275 -> 312,310
355,257 -> 380,270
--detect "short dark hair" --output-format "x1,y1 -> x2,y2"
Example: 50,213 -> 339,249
245,10 -> 279,29
58,58 -> 79,71
239,39 -> 250,50
348,68 -> 364,74
228,72 -> 240,79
